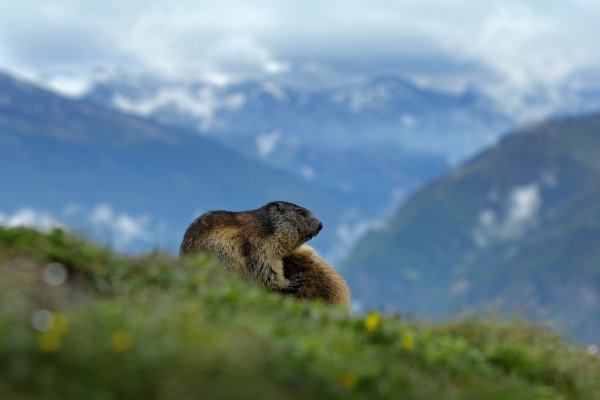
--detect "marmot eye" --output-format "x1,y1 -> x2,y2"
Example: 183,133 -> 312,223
298,209 -> 308,217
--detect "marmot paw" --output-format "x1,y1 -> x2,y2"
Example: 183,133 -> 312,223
281,276 -> 306,293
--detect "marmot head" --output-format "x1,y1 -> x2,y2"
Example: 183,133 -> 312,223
260,201 -> 323,251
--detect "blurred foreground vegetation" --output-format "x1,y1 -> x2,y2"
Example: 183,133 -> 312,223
1,227 -> 599,400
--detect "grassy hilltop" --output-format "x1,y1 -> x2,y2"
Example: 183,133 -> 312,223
1,227 -> 599,400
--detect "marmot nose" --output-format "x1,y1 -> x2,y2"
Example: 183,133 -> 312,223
317,222 -> 323,232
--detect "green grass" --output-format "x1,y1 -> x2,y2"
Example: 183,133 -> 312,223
1,227 -> 599,399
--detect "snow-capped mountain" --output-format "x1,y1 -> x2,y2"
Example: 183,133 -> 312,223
84,74 -> 515,231
86,73 -> 512,157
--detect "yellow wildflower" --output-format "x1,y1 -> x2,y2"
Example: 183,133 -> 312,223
50,312 -> 70,334
38,332 -> 61,353
401,333 -> 415,352
111,330 -> 134,352
339,373 -> 357,389
364,312 -> 381,332
36,311 -> 69,353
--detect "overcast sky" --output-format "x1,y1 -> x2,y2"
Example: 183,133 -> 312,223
1,0 -> 599,114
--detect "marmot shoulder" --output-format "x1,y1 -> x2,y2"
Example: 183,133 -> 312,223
283,245 -> 351,307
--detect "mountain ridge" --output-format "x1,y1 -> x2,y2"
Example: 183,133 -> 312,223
342,111 -> 600,343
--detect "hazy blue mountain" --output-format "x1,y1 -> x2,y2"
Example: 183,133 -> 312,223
0,71 -> 356,256
343,112 -> 600,343
84,73 -> 510,220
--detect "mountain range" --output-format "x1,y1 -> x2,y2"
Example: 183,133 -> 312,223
85,74 -> 511,155
11,69 -> 511,260
83,74 -> 514,217
0,70 -> 354,255
343,112 -> 600,343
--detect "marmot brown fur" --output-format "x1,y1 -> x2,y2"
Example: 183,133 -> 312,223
283,245 -> 350,306
179,201 -> 350,306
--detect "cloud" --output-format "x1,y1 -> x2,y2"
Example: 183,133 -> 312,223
300,165 -> 316,181
427,4 -> 596,119
473,183 -> 541,247
332,82 -> 392,113
89,204 -> 152,244
42,73 -> 95,97
0,205 -> 155,250
508,184 -> 541,223
111,86 -> 245,130
202,36 -> 290,77
401,114 -> 416,128
327,211 -> 386,262
0,208 -> 64,231
1,1 -> 600,119
255,130 -> 282,157
261,82 -> 287,101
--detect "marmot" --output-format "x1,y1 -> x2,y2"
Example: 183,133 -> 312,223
179,201 -> 350,306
